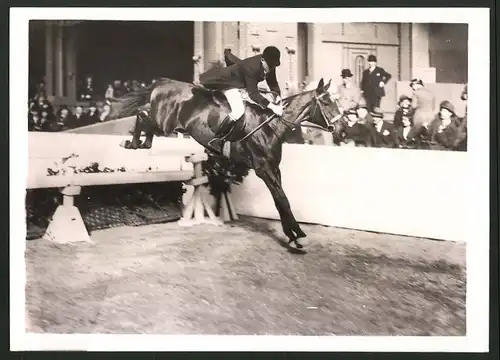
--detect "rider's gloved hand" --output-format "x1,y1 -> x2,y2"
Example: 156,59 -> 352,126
268,102 -> 284,116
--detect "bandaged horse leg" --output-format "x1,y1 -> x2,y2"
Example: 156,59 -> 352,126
208,88 -> 245,148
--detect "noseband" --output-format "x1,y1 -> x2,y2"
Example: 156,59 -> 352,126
279,91 -> 343,133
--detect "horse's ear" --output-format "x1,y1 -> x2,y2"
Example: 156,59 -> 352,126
324,78 -> 332,91
316,78 -> 325,92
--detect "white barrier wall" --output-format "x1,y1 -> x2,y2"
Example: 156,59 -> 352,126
231,144 -> 467,242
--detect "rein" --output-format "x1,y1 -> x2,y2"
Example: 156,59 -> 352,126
230,89 -> 343,143
277,93 -> 343,132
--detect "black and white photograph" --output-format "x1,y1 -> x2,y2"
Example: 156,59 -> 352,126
10,7 -> 490,352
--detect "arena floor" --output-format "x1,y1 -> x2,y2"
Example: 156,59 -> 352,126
25,216 -> 466,336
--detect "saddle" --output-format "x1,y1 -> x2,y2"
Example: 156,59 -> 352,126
192,83 -> 278,157
192,83 -> 277,111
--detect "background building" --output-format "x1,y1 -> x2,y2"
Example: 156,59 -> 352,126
30,21 -> 468,114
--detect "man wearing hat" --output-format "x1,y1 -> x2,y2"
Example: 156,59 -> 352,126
410,78 -> 435,134
341,108 -> 373,147
393,95 -> 414,129
360,55 -> 392,112
427,100 -> 466,151
456,83 -> 468,150
332,69 -> 362,113
199,46 -> 284,149
367,109 -> 398,148
355,99 -> 374,125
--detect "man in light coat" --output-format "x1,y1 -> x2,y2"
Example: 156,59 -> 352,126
332,69 -> 362,113
410,78 -> 436,136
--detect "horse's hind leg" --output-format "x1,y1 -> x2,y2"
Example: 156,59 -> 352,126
140,132 -> 154,149
124,113 -> 143,149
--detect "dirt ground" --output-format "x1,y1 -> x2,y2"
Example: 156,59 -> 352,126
25,216 -> 466,336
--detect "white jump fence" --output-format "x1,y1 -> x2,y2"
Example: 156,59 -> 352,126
28,132 -> 208,243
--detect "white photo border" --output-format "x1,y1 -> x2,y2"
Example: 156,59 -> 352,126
10,7 -> 490,352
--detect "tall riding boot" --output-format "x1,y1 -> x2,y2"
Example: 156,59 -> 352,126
209,115 -> 235,147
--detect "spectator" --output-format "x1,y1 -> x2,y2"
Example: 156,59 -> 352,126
123,80 -> 132,93
55,105 -> 75,131
35,94 -> 54,116
461,84 -> 468,101
86,102 -> 100,125
79,75 -> 94,101
393,95 -> 414,129
428,101 -> 466,151
342,109 -> 372,147
332,69 -> 362,113
39,110 -> 58,132
368,110 -> 397,148
99,102 -> 112,122
113,80 -> 125,98
73,105 -> 86,127
28,99 -> 37,113
456,84 -> 468,151
360,55 -> 392,112
28,110 -> 41,131
355,99 -> 374,125
410,78 -> 435,135
394,106 -> 418,148
105,84 -> 114,100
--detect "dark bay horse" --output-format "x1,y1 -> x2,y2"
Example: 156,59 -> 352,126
108,77 -> 342,249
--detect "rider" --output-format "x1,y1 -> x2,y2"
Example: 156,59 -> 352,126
198,46 -> 284,147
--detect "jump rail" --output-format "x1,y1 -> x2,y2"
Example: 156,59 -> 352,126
27,132 -> 228,244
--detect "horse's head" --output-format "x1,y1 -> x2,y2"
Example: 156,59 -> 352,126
302,78 -> 345,140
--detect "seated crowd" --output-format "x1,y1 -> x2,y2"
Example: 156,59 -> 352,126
29,72 -> 468,152
28,77 -> 152,133
299,71 -> 468,152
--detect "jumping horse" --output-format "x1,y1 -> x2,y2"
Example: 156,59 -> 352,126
108,77 -> 343,250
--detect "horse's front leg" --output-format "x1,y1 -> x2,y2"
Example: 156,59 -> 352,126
254,166 -> 307,248
273,168 -> 306,240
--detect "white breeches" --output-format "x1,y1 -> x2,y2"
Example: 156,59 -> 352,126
223,88 -> 246,120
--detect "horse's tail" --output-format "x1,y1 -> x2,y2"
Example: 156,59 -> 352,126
107,82 -> 158,120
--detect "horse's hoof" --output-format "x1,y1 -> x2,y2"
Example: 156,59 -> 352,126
295,229 -> 307,239
289,240 -> 304,250
140,143 -> 152,149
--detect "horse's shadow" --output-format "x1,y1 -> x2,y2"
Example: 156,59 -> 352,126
230,217 -> 307,255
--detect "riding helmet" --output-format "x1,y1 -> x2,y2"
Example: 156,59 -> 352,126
262,46 -> 281,68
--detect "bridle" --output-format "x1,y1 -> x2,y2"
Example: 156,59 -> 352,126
238,89 -> 343,142
278,91 -> 343,133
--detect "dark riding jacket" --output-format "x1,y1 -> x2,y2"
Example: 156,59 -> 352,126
199,52 -> 281,108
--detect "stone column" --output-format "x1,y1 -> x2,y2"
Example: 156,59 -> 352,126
411,23 -> 430,78
306,23 -> 322,85
44,22 -> 54,96
399,23 -> 412,81
193,21 -> 204,80
54,24 -> 64,97
64,25 -> 77,102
